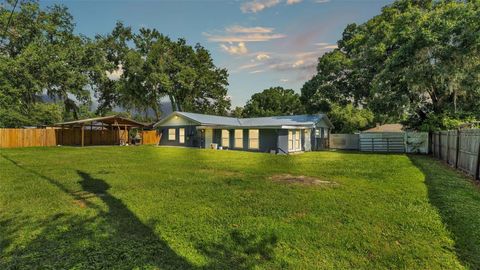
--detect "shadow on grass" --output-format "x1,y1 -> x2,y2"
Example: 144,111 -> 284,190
0,154 -> 194,269
197,230 -> 280,269
409,155 -> 480,269
0,154 -> 279,269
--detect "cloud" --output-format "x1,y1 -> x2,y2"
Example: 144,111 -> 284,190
315,43 -> 337,50
204,26 -> 286,43
250,69 -> 266,74
239,62 -> 262,70
241,0 -> 281,13
220,42 -> 249,55
315,0 -> 330,3
256,53 -> 271,60
292,59 -> 305,68
286,0 -> 302,4
226,25 -> 274,34
205,33 -> 286,43
280,78 -> 289,82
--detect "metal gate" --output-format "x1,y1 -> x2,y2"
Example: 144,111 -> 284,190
359,132 -> 405,153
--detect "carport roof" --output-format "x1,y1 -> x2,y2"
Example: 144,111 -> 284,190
55,115 -> 149,127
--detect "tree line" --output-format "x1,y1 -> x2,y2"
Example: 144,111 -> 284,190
0,0 -> 230,127
1,0 -> 479,132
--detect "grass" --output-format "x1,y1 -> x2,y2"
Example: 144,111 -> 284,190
0,146 -> 479,269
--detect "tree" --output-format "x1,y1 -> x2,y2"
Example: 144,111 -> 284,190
301,0 -> 480,130
0,1 -> 97,125
230,106 -> 244,118
328,104 -> 374,133
95,26 -> 231,119
243,87 -> 305,117
0,103 -> 63,128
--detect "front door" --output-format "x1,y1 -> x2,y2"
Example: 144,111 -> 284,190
204,128 -> 213,148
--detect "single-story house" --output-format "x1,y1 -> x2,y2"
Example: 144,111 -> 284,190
153,111 -> 333,154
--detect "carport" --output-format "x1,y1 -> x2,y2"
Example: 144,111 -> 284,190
55,116 -> 149,146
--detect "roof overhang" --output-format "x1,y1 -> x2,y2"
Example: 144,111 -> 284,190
195,125 -> 313,130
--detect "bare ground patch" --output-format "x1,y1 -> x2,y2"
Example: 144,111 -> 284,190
269,174 -> 339,186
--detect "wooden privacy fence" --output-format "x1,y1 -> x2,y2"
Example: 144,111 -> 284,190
431,129 -> 480,180
0,128 -> 161,148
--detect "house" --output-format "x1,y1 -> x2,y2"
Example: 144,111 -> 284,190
153,111 -> 333,154
363,123 -> 404,133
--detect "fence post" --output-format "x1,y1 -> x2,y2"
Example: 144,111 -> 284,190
427,131 -> 433,155
438,132 -> 442,160
475,138 -> 480,181
447,131 -> 450,163
455,129 -> 460,169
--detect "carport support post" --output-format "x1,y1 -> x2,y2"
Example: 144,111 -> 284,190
124,125 -> 128,144
90,123 -> 93,145
81,124 -> 85,147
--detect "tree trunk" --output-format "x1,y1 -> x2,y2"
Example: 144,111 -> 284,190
169,95 -> 176,112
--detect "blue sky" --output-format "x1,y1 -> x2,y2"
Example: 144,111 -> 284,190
43,0 -> 393,108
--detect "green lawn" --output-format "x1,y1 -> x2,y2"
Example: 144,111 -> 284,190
1,146 -> 479,269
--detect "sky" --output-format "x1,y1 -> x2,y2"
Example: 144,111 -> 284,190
42,0 -> 393,108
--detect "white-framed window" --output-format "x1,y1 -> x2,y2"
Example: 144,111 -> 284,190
221,129 -> 230,147
234,129 -> 243,148
179,128 -> 185,143
168,128 -> 176,141
288,130 -> 294,151
248,129 -> 259,149
295,130 -> 301,150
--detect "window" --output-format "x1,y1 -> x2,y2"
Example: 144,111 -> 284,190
179,128 -> 185,143
288,130 -> 293,151
295,130 -> 301,150
234,129 -> 243,148
221,129 -> 229,147
248,129 -> 259,149
168,128 -> 176,141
